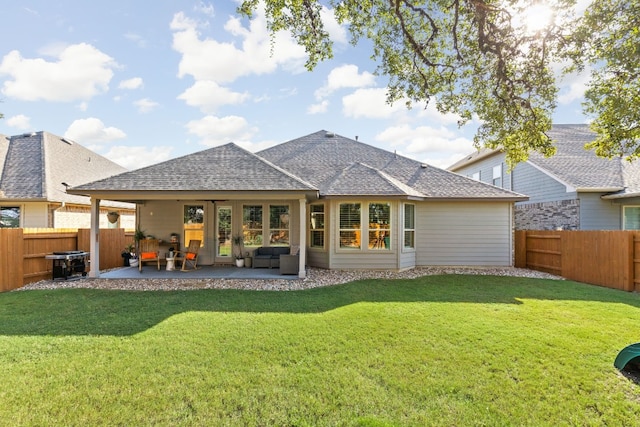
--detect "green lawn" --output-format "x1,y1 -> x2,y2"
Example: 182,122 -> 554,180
1,275 -> 640,426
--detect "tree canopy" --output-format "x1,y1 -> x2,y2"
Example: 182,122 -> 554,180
239,0 -> 640,167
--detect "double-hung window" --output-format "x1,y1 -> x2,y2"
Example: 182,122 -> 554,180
339,203 -> 361,249
243,205 -> 263,247
310,204 -> 325,248
404,204 -> 415,249
492,165 -> 502,187
368,203 -> 391,250
269,205 -> 290,246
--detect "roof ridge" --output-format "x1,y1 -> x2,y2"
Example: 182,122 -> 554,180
231,143 -> 318,191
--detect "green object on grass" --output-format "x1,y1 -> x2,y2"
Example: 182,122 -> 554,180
614,343 -> 640,370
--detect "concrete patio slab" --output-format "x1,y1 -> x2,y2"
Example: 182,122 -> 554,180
101,265 -> 299,280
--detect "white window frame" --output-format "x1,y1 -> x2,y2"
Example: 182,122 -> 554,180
403,203 -> 416,251
338,202 -> 362,250
183,204 -> 205,249
623,206 -> 640,230
269,204 -> 290,247
492,164 -> 502,187
216,206 -> 232,258
309,204 -> 325,249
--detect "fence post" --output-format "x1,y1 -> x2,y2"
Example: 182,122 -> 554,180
628,232 -> 638,293
514,230 -> 527,268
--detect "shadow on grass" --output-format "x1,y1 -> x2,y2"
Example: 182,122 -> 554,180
1,274 -> 639,336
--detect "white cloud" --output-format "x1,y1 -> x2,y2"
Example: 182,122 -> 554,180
185,115 -> 257,147
0,43 -> 116,102
119,77 -> 144,90
177,80 -> 249,113
170,9 -> 306,84
134,98 -> 159,113
6,114 -> 31,130
320,6 -> 348,44
64,117 -> 126,144
308,100 -> 329,114
194,1 -> 215,17
124,32 -> 147,48
375,124 -> 475,169
415,101 -> 465,126
342,88 -> 407,119
558,68 -> 590,105
314,64 -> 376,99
77,101 -> 89,112
100,145 -> 173,170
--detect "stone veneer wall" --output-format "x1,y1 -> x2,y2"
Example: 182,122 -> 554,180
515,199 -> 580,230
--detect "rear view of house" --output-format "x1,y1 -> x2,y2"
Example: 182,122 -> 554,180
68,130 -> 528,277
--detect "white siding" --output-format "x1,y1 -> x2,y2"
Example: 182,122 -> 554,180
416,201 -> 513,266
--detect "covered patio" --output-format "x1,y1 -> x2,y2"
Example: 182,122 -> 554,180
67,143 -> 318,280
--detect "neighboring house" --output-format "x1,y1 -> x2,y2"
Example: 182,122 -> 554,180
68,130 -> 527,278
448,124 -> 640,230
0,131 -> 135,229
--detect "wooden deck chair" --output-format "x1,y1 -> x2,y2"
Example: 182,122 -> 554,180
175,240 -> 201,271
138,238 -> 160,272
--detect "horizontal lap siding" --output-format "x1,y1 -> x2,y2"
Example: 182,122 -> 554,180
416,202 -> 512,266
579,193 -> 621,230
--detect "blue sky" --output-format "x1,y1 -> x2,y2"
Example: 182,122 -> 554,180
0,1 -> 589,170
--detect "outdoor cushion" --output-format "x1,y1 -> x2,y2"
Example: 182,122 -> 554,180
253,246 -> 292,268
140,252 -> 157,260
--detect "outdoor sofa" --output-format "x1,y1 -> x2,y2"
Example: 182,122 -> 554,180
252,246 -> 291,269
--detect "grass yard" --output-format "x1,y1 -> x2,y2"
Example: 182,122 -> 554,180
1,274 -> 640,426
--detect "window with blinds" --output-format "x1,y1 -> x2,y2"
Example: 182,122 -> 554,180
339,203 -> 361,249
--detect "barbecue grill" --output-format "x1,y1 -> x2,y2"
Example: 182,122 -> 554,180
45,251 -> 90,280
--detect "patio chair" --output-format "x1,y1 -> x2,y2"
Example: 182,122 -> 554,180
175,240 -> 201,271
138,238 -> 160,272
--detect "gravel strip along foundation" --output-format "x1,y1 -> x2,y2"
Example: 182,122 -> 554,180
16,267 -> 562,292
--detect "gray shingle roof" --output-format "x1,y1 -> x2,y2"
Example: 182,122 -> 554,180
527,124 -> 624,190
0,132 -> 130,206
450,124 -> 640,196
72,142 -> 317,192
258,130 -> 526,199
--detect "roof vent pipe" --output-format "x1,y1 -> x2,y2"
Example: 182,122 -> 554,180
325,132 -> 335,138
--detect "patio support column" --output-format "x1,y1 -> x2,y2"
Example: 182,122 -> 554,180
298,198 -> 306,278
89,197 -> 101,278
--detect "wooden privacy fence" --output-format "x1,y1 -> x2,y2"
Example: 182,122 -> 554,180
515,230 -> 640,292
0,228 -> 133,292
